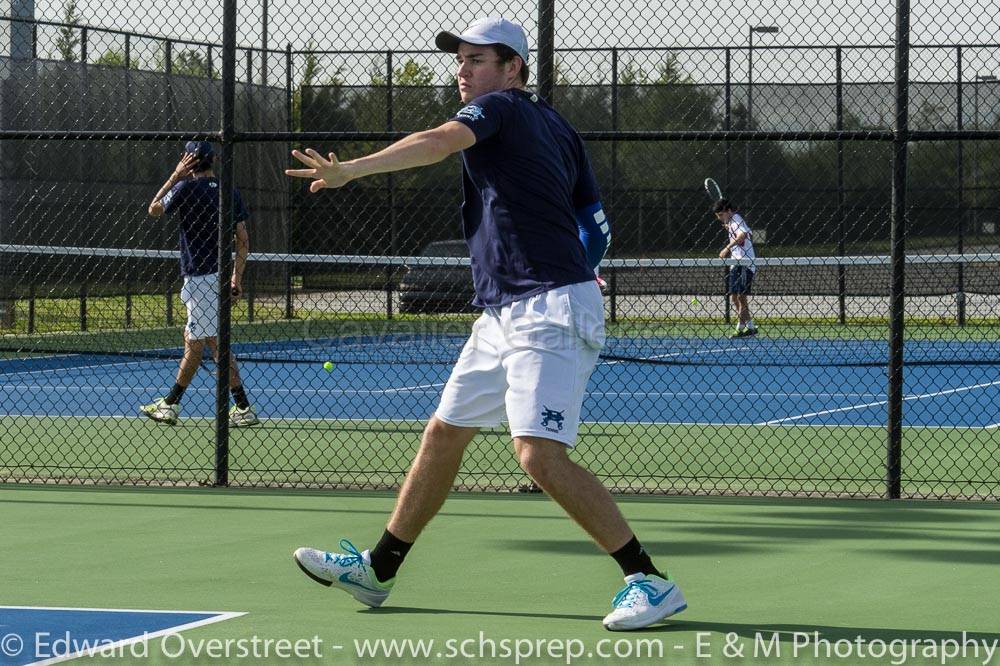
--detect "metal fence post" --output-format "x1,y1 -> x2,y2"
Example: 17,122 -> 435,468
537,0 -> 555,104
609,47 -> 618,323
215,0 -> 237,487
886,0 -> 910,500
724,47 -> 732,325
284,43 -> 294,319
956,46 -> 966,326
386,50 -> 395,319
836,46 -> 846,325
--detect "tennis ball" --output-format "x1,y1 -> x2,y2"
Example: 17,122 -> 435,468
323,361 -> 334,372
691,297 -> 700,305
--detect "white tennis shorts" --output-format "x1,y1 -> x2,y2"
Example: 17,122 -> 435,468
435,281 -> 605,446
180,272 -> 219,340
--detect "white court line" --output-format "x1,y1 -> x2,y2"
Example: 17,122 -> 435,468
0,606 -> 245,666
0,384 -> 882,399
2,414 -> 989,430
600,342 -> 753,367
588,390 -> 883,398
0,356 -> 167,378
760,379 -> 1000,425
986,422 -> 1000,430
0,382 -> 446,395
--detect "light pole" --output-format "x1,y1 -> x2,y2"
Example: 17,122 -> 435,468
973,73 -> 996,233
746,24 -> 779,208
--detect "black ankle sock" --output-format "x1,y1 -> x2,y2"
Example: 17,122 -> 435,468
230,385 -> 250,410
165,383 -> 186,405
610,536 -> 663,578
368,530 -> 413,582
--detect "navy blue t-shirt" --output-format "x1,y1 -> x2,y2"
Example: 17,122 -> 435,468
450,88 -> 601,307
161,177 -> 250,277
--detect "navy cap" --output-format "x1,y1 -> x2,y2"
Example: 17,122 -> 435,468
184,140 -> 215,161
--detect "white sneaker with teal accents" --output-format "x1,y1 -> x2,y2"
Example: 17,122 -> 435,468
293,539 -> 393,608
602,573 -> 687,631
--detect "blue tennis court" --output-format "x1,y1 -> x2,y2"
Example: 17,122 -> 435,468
2,334 -> 998,429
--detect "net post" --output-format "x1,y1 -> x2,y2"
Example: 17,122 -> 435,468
28,284 -> 35,334
247,270 -> 255,323
165,280 -> 173,326
215,0 -> 237,488
79,282 -> 87,332
723,268 -> 731,325
125,282 -> 132,329
886,0 -> 910,500
608,267 -> 617,323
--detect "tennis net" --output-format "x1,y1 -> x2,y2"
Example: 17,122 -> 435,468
1,244 -> 998,368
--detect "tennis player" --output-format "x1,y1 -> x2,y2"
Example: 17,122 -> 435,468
715,199 -> 758,338
287,17 -> 686,631
142,141 -> 259,427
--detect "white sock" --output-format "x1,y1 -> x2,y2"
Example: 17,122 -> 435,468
747,319 -> 756,330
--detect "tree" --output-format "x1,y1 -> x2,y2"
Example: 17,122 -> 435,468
291,42 -> 321,132
54,0 -> 82,62
94,49 -> 139,69
392,59 -> 434,86
171,49 -> 217,78
293,41 -> 352,133
619,60 -> 648,85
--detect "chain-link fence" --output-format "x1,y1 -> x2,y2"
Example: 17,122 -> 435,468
1,0 -> 998,498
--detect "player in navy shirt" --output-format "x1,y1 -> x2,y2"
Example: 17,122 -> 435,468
142,141 -> 259,428
451,87 -> 601,305
288,18 -> 685,630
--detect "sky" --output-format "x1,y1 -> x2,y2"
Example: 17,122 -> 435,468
3,0 -> 1000,86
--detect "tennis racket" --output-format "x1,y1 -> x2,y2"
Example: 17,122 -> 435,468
704,177 -> 723,202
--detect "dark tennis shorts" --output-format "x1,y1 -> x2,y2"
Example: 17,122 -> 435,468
727,266 -> 755,294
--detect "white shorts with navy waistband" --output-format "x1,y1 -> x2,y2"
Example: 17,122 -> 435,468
180,272 -> 219,340
434,281 -> 605,447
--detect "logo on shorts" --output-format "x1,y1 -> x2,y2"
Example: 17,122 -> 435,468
540,406 -> 564,432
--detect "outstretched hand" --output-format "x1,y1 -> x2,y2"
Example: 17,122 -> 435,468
285,149 -> 352,192
172,152 -> 200,180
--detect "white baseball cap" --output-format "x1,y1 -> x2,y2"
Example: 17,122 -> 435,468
435,17 -> 529,64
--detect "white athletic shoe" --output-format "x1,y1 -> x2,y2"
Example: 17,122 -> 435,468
229,404 -> 260,427
602,573 -> 687,631
140,398 -> 180,425
293,539 -> 394,608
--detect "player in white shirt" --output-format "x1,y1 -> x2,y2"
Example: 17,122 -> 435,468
714,199 -> 757,338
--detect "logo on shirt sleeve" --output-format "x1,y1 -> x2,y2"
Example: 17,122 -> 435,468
456,105 -> 486,122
